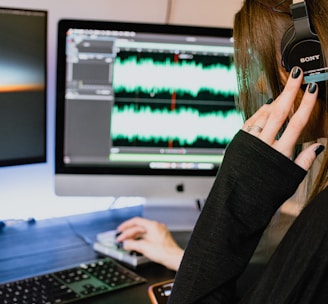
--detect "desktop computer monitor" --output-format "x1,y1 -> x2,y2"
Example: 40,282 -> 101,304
55,19 -> 243,206
0,7 -> 47,167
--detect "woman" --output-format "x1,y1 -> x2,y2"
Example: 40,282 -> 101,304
118,0 -> 328,302
167,0 -> 328,303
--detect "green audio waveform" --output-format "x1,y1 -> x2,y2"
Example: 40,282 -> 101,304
110,104 -> 243,146
113,56 -> 237,97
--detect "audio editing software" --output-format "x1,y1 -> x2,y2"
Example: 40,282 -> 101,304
63,26 -> 243,171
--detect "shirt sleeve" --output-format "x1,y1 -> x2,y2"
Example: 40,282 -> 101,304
168,130 -> 307,304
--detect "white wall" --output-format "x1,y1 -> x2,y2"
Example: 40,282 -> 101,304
168,0 -> 242,27
0,0 -> 243,221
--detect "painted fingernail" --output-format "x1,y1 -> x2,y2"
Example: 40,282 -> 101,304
308,82 -> 318,94
315,145 -> 324,157
266,98 -> 274,104
292,66 -> 301,78
116,241 -> 124,249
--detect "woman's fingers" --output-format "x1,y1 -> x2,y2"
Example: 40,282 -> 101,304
294,144 -> 324,171
116,226 -> 146,242
274,82 -> 318,156
258,66 -> 304,145
242,67 -> 303,142
116,217 -> 148,241
243,67 -> 320,165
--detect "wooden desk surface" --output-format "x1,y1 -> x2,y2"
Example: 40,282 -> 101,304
0,206 -> 190,304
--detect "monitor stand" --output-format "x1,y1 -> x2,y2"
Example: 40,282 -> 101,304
141,198 -> 203,231
109,197 -> 204,231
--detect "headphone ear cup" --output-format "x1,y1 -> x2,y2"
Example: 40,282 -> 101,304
281,26 -> 323,76
281,25 -> 296,72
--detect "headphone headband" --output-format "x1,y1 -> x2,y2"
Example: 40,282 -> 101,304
290,1 -> 312,39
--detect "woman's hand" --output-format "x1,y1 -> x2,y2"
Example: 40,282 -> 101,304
242,66 -> 323,171
116,217 -> 184,271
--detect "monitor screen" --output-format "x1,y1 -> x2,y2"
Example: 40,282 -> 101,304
55,19 -> 243,203
0,7 -> 47,167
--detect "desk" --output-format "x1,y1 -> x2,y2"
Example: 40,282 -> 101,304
0,205 -> 190,304
0,205 -> 267,303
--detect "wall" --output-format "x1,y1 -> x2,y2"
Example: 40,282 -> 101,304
168,0 -> 242,27
0,0 -> 243,220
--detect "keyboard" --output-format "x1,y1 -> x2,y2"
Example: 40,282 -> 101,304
0,257 -> 146,304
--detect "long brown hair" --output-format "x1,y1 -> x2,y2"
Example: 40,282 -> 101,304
233,0 -> 328,202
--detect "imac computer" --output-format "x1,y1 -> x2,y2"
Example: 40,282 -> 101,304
0,7 -> 47,167
55,19 -> 243,226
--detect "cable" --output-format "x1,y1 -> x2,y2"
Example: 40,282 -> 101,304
0,217 -> 36,231
66,219 -> 93,246
165,0 -> 174,24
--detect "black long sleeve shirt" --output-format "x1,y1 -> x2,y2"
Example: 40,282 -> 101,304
168,130 -> 328,303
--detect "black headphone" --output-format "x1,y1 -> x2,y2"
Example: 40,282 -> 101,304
281,0 -> 327,83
